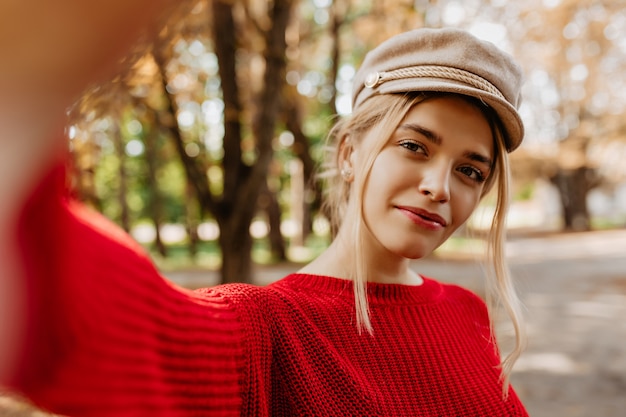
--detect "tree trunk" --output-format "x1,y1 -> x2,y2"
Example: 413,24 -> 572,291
144,127 -> 167,257
211,0 -> 294,283
211,0 -> 244,207
260,181 -> 286,261
153,50 -> 214,211
218,216 -> 254,284
113,117 -> 131,232
185,183 -> 199,259
153,218 -> 167,258
327,0 -> 347,117
551,167 -> 595,231
152,0 -> 294,283
153,46 -> 215,262
283,86 -> 322,240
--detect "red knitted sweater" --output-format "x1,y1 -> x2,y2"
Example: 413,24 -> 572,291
11,168 -> 528,416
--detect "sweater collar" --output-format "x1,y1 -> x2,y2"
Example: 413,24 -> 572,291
277,273 -> 445,305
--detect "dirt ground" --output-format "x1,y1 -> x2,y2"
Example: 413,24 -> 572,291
3,229 -> 625,416
502,230 -> 626,417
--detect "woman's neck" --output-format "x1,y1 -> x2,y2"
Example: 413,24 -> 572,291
299,227 -> 423,286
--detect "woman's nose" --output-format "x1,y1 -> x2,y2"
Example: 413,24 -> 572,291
418,163 -> 451,203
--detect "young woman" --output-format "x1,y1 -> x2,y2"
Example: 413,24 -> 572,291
2,2 -> 528,415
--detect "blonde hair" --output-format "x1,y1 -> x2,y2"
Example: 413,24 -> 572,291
320,92 -> 526,393
483,125 -> 527,395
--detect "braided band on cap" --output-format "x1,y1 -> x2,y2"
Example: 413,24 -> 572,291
364,65 -> 505,101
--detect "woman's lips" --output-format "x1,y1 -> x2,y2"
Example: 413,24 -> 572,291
396,206 -> 447,230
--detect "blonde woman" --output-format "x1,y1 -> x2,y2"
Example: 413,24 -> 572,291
2,2 -> 528,414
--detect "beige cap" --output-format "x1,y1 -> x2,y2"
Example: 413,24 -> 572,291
352,27 -> 525,152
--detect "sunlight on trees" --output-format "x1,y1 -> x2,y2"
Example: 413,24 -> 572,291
63,0 -> 626,281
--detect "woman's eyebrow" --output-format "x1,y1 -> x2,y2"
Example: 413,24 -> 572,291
399,123 -> 493,166
464,151 -> 493,167
398,123 -> 442,145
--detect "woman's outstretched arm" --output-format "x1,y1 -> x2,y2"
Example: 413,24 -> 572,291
0,0 -> 177,383
0,2 -> 250,415
11,166 -> 245,416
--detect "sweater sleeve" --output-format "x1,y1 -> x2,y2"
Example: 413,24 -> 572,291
11,165 -> 245,416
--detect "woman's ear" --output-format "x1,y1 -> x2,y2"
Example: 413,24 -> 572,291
338,135 -> 355,182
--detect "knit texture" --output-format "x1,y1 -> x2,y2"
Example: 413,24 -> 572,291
224,275 -> 528,416
12,167 -> 528,416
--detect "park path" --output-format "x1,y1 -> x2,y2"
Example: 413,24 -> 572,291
166,229 -> 626,417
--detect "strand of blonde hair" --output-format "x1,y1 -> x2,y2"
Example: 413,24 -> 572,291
484,137 -> 527,397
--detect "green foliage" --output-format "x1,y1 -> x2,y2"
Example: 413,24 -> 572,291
515,182 -> 535,202
94,152 -> 122,221
157,159 -> 189,222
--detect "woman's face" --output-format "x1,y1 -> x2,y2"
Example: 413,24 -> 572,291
352,95 -> 495,260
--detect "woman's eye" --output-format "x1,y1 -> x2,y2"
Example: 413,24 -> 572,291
458,165 -> 486,183
399,140 -> 426,154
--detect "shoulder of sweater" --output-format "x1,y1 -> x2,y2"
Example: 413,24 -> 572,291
194,283 -> 280,361
431,278 -> 489,311
194,281 -> 284,315
192,277 -> 313,329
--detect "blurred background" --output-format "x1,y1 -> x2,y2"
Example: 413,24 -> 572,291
10,0 -> 626,415
66,0 -> 626,272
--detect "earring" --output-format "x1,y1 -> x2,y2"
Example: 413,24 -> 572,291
341,167 -> 353,181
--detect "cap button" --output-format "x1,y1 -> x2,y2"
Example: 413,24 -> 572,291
364,72 -> 381,88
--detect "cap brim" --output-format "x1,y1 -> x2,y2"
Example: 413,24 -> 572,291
364,79 -> 524,152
